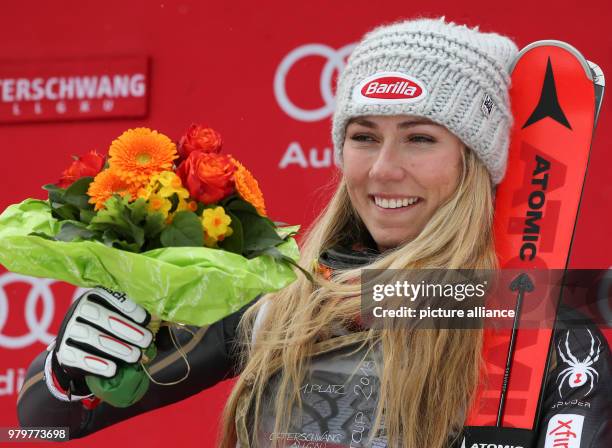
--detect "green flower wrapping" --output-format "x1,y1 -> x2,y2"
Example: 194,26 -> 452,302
0,199 -> 300,326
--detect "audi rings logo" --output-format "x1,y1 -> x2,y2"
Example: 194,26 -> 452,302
274,43 -> 355,122
0,273 -> 86,349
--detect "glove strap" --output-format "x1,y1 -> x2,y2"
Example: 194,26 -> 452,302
44,348 -> 93,402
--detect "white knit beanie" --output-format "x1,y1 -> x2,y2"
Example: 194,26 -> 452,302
332,17 -> 518,184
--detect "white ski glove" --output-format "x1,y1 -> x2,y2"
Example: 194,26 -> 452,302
46,287 -> 153,400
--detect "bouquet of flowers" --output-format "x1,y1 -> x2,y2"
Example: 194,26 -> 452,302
0,124 -> 304,406
0,124 -> 302,327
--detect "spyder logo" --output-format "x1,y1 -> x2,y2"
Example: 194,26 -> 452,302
556,329 -> 601,398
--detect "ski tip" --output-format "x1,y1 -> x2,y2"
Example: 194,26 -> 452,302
587,60 -> 605,88
510,40 -> 592,80
587,60 -> 605,128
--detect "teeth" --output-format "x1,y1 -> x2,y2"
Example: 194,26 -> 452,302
374,196 -> 419,209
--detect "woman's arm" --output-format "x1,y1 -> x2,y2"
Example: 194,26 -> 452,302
16,297 -> 256,439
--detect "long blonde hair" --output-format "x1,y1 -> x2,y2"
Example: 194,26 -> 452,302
219,147 -> 498,448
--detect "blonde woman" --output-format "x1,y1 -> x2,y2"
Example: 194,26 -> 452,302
18,18 -> 610,448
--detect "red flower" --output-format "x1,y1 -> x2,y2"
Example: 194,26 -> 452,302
178,124 -> 223,161
177,151 -> 235,204
58,150 -> 105,188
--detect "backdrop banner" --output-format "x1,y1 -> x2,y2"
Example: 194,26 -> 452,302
1,1 -> 610,447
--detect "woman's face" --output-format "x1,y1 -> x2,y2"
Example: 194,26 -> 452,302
342,115 -> 465,252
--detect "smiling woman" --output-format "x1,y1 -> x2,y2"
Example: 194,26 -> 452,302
16,16 -> 611,448
218,17 -> 517,448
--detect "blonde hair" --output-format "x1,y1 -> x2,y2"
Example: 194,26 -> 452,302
219,147 -> 497,448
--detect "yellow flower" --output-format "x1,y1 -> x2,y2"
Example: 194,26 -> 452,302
165,199 -> 197,226
137,183 -> 154,200
203,232 -> 218,248
108,128 -> 178,184
176,198 -> 198,213
147,193 -> 172,217
221,226 -> 233,239
159,184 -> 190,200
203,226 -> 233,248
157,171 -> 182,188
138,170 -> 190,201
201,206 -> 232,240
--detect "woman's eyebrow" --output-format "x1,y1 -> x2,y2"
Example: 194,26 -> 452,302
348,118 -> 438,129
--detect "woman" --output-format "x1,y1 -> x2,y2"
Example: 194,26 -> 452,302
17,17 -> 610,447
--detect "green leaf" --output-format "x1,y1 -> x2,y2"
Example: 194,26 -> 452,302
144,212 -> 166,240
51,203 -> 79,221
55,221 -> 96,242
252,246 -> 313,282
99,228 -> 139,252
218,211 -> 243,254
142,234 -> 163,252
127,198 -> 148,225
42,183 -> 64,193
219,194 -> 240,207
43,183 -> 67,203
88,196 -> 145,250
64,177 -> 94,210
65,177 -> 93,195
112,240 -> 141,252
101,229 -> 120,247
160,211 -> 203,247
195,202 -> 206,215
235,211 -> 283,252
226,198 -> 278,228
44,178 -> 94,219
226,197 -> 259,215
80,209 -> 96,224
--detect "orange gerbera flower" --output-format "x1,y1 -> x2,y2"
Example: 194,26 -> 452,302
231,158 -> 266,216
108,128 -> 178,184
87,169 -> 142,210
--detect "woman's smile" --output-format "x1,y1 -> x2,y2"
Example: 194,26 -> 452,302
370,194 -> 423,211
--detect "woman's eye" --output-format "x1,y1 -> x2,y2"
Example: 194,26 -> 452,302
350,134 -> 376,142
408,135 -> 435,143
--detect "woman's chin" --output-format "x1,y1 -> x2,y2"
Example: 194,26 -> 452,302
372,234 -> 413,252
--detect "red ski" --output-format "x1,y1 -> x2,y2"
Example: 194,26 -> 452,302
463,40 -> 603,444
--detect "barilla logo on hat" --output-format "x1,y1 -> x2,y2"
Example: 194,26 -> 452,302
353,72 -> 427,105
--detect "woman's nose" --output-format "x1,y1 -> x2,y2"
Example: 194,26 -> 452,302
369,142 -> 405,181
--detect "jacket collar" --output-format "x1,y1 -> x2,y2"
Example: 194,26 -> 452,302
318,230 -> 380,271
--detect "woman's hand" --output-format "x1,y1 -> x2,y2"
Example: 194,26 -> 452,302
48,287 -> 153,400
